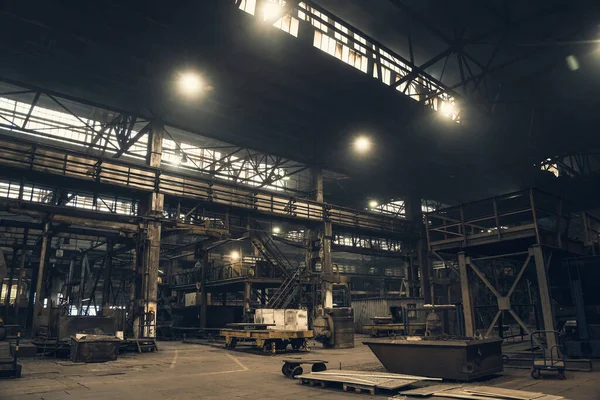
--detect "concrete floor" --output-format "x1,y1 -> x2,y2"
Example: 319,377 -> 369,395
1,336 -> 598,400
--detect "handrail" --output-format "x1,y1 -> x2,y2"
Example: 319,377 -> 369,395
426,188 -> 578,249
0,130 -> 412,237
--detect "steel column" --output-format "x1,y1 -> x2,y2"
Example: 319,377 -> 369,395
4,247 -> 18,310
101,240 -> 114,313
322,221 -> 333,308
138,120 -> 164,338
417,242 -> 432,303
458,252 -> 475,337
31,221 -> 50,334
200,251 -> 208,329
244,281 -> 252,321
14,228 -> 28,322
530,245 -> 556,349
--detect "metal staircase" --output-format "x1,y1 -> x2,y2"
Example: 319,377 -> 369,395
249,221 -> 295,278
249,221 -> 305,308
266,269 -> 302,309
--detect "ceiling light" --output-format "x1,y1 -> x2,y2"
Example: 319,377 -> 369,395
353,136 -> 372,153
262,1 -> 283,21
177,71 -> 203,97
273,226 -> 281,234
369,200 -> 379,208
230,251 -> 240,260
566,55 -> 579,71
440,101 -> 455,118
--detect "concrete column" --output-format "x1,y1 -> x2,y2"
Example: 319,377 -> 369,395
32,222 -> 50,334
322,221 -> 333,308
531,245 -> 557,349
138,120 -> 164,338
458,252 -> 475,337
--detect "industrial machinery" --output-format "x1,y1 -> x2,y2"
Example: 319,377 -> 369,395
313,307 -> 354,348
362,305 -> 454,338
362,306 -> 405,337
425,310 -> 443,336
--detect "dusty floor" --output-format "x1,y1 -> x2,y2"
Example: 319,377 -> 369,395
1,336 -> 598,400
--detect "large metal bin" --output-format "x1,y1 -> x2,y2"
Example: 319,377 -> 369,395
363,338 -> 503,381
70,335 -> 120,363
329,307 -> 354,349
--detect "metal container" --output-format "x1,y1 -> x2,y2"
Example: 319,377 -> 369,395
328,307 -> 354,349
363,338 -> 503,381
70,335 -> 120,363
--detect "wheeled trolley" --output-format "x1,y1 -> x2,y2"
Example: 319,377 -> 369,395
281,358 -> 328,378
220,325 -> 313,353
530,330 -> 566,380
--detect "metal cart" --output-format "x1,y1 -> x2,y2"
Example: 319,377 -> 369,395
530,330 -> 566,379
281,358 -> 327,378
220,323 -> 313,353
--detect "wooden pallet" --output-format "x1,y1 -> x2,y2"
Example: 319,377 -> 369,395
297,370 -> 419,396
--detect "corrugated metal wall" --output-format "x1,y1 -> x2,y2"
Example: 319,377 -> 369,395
352,298 -> 425,333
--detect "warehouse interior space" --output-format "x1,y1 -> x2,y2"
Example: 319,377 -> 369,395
1,1 -> 600,399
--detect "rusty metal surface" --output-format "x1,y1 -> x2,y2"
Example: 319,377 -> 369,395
328,308 -> 354,349
70,335 -> 120,363
364,338 -> 503,381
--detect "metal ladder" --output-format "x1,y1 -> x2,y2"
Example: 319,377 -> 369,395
267,269 -> 302,309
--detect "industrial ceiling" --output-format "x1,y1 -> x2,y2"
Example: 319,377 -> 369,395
1,0 -> 599,208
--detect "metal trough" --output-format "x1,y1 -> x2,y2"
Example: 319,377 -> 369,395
363,338 -> 503,381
